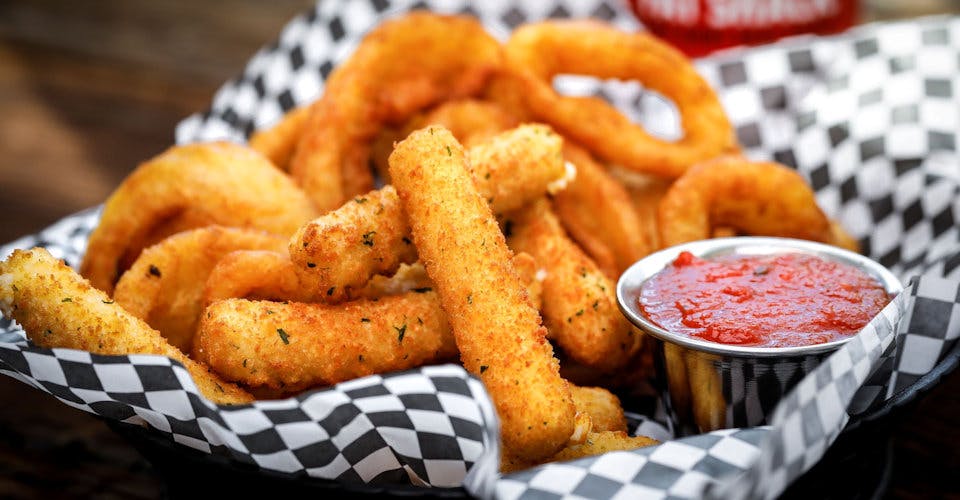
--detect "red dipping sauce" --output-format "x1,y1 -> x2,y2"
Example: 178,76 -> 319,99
638,251 -> 891,348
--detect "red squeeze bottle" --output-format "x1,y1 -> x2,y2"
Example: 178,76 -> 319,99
628,0 -> 859,57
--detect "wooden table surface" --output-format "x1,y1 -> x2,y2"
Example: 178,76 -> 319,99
0,1 -> 958,498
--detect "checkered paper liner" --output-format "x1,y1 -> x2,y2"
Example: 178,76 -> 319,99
2,0 -> 960,498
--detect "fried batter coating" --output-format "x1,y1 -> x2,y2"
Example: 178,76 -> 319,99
657,155 -> 833,247
389,126 -> 575,462
289,186 -> 418,302
201,250 -> 314,309
371,99 -> 521,181
113,226 -> 287,353
290,124 -> 567,300
507,198 -> 641,372
503,20 -> 738,178
80,142 -> 317,294
569,385 -> 627,433
249,105 -> 310,170
553,142 -> 650,277
502,431 -> 659,473
194,293 -> 456,391
290,12 -> 502,211
550,431 -> 659,462
0,248 -> 252,405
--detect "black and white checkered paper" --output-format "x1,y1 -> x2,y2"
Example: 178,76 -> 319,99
3,1 -> 960,498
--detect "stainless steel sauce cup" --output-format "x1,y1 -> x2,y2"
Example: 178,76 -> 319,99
616,237 -> 903,435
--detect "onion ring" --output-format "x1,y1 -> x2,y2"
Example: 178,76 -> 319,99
503,20 -> 737,178
657,155 -> 833,247
290,12 -> 502,211
80,142 -> 317,294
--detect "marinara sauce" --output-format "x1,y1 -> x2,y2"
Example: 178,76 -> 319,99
639,251 -> 890,347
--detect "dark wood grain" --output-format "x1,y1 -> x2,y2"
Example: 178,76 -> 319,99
0,2 -> 957,499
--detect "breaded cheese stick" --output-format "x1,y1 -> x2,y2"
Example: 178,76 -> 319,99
195,292 -> 456,391
0,248 -> 252,405
196,252 -> 544,391
507,198 -> 642,372
289,124 -> 567,300
388,126 -> 575,462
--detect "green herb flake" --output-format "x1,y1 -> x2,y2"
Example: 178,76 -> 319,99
148,265 -> 162,278
358,354 -> 364,362
592,300 -> 599,310
266,309 -> 275,315
362,231 -> 376,247
102,299 -> 114,304
307,262 -> 317,268
412,287 -> 432,293
466,293 -> 473,305
44,329 -> 52,336
355,197 -> 368,204
484,172 -> 491,180
445,145 -> 452,156
243,359 -> 248,368
61,297 -> 73,303
277,328 -> 290,344
754,265 -> 770,276
395,324 -> 407,343
361,317 -> 371,323
327,286 -> 336,296
576,309 -> 584,316
480,365 -> 488,374
417,316 -> 423,325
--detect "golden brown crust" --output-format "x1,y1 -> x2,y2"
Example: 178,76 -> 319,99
113,226 -> 287,352
79,142 -> 317,295
388,126 -> 575,462
0,248 -> 252,405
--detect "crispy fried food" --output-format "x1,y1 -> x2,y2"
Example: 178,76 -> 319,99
371,99 -> 521,182
553,142 -> 650,277
502,20 -> 737,178
290,12 -> 503,211
196,252 -> 544,392
113,226 -> 287,352
507,198 -> 641,372
202,250 -> 313,308
249,105 -> 310,170
569,386 -> 627,433
389,126 -> 575,462
0,248 -> 252,405
80,142 -> 317,295
549,431 -> 659,462
658,155 -> 833,247
194,292 -> 457,392
289,186 -> 418,302
290,124 -> 567,301
502,430 -> 659,473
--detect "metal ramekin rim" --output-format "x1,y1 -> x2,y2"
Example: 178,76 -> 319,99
616,237 -> 904,358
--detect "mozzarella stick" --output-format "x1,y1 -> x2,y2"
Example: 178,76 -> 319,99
388,126 -> 575,462
289,124 -> 567,300
194,293 -> 456,391
507,198 -> 642,372
0,248 -> 252,405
